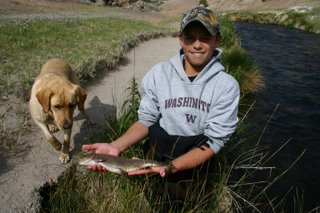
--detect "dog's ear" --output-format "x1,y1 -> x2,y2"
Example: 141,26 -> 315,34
36,89 -> 53,113
75,86 -> 87,111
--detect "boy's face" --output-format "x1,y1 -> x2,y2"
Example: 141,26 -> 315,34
179,22 -> 220,72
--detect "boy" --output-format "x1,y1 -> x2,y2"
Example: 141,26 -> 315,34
83,5 -> 239,203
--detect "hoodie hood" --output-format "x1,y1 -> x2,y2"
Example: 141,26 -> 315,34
169,48 -> 224,84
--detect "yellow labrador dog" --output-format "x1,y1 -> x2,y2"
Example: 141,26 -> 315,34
29,58 -> 91,164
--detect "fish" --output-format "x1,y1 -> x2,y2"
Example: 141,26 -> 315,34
78,152 -> 169,176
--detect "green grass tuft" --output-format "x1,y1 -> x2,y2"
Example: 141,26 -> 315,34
222,47 -> 264,97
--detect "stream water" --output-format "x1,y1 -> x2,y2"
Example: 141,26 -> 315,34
235,23 -> 320,211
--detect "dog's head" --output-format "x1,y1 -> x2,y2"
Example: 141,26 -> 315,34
36,80 -> 87,130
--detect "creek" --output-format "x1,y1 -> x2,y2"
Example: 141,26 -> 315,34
235,23 -> 320,211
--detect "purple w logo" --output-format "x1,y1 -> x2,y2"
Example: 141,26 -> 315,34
185,114 -> 197,123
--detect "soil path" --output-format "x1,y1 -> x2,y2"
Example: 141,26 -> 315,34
0,37 -> 180,212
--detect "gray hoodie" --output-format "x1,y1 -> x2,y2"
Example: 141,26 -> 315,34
138,49 -> 240,154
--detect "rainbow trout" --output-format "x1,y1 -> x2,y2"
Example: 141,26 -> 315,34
79,152 -> 169,176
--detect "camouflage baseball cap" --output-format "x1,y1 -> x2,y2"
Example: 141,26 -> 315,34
180,6 -> 220,36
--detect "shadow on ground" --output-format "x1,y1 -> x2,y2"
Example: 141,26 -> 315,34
71,96 -> 117,157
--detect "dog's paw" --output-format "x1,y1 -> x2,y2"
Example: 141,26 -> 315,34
59,153 -> 70,164
48,124 -> 59,133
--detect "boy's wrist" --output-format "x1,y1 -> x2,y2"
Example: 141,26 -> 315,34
110,141 -> 124,154
167,161 -> 178,174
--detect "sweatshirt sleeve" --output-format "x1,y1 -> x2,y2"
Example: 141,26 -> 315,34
204,75 -> 240,154
138,65 -> 161,127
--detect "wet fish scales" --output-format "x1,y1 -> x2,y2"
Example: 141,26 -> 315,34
79,153 -> 169,175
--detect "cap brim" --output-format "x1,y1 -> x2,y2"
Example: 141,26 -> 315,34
180,18 -> 217,36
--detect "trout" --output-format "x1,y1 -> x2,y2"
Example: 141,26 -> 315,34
79,152 -> 169,176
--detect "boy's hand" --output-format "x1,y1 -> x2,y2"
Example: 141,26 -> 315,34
81,143 -> 121,172
127,157 -> 169,177
128,166 -> 168,177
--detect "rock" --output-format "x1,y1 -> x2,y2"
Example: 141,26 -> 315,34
79,0 -> 166,11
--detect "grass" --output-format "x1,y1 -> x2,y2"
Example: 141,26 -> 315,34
0,17 -> 174,99
221,47 -> 264,97
0,122 -> 18,149
219,17 -> 240,49
223,6 -> 320,34
0,96 -> 29,151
